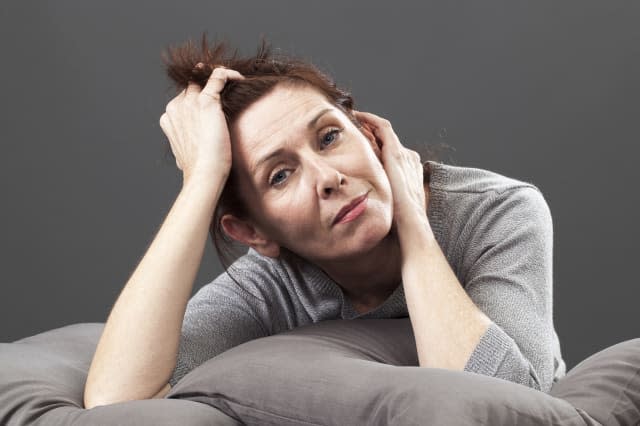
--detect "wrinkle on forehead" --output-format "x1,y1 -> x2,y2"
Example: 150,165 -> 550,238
232,85 -> 339,176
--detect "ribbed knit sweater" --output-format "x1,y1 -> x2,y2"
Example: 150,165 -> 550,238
169,160 -> 567,393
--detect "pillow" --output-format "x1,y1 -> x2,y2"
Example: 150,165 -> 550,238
549,337 -> 640,425
167,317 -> 596,426
0,323 -> 241,426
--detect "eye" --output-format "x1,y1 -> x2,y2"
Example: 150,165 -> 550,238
269,168 -> 290,187
320,128 -> 341,148
268,127 -> 343,188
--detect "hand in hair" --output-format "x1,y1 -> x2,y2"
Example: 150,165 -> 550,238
353,110 -> 430,236
159,64 -> 245,184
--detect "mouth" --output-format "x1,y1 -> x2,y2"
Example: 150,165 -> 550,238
332,192 -> 369,226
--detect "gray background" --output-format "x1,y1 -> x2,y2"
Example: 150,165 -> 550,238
1,1 -> 638,373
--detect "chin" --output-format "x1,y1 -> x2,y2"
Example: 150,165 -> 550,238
298,213 -> 393,262
351,220 -> 392,253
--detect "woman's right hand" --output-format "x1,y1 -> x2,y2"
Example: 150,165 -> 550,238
159,64 -> 245,184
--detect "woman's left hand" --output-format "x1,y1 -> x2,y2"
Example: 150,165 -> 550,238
353,110 -> 431,234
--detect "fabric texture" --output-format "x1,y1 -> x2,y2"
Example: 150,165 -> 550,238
167,317 -> 609,426
0,323 -> 240,426
170,160 -> 566,392
549,338 -> 640,425
2,320 -> 638,425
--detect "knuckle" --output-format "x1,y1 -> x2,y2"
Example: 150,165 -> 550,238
199,92 -> 221,104
211,67 -> 228,78
166,100 -> 178,114
182,96 -> 197,109
391,150 -> 404,161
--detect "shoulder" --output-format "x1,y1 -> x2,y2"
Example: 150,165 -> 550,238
189,248 -> 285,306
426,160 -> 543,196
215,247 -> 326,297
425,161 -> 553,266
230,247 -> 315,283
427,160 -> 551,218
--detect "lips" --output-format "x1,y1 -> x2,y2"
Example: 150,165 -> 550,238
333,192 -> 369,225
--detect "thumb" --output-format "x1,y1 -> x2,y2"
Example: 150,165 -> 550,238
200,66 -> 245,104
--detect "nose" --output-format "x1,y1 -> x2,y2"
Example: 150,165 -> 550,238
309,157 -> 344,199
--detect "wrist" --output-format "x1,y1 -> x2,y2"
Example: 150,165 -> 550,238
396,215 -> 437,255
183,168 -> 228,190
181,171 -> 228,206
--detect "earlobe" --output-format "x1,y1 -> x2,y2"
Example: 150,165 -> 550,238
220,214 -> 281,258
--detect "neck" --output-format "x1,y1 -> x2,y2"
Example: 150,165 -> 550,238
313,181 -> 431,305
317,226 -> 404,304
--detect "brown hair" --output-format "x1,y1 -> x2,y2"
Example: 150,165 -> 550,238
161,34 -> 447,271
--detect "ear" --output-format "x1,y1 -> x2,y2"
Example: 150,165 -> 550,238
358,120 -> 382,160
220,213 -> 281,258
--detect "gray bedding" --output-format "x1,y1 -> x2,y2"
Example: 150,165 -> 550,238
1,319 -> 638,425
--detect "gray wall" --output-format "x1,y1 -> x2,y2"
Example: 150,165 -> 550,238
1,1 -> 638,373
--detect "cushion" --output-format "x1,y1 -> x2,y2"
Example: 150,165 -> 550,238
3,319 -> 638,426
0,323 -> 240,426
167,317 -> 602,425
549,337 -> 640,425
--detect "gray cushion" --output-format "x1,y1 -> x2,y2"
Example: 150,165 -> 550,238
0,323 -> 240,426
549,337 -> 640,425
2,319 -> 638,425
167,318 -> 608,425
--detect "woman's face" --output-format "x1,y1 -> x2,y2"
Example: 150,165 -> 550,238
224,83 -> 394,264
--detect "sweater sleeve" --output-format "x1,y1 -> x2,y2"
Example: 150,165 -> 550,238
168,261 -> 271,387
460,186 -> 557,392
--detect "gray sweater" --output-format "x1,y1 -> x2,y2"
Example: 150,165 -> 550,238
169,160 -> 567,393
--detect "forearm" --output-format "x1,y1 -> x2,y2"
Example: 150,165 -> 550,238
398,217 -> 492,371
84,173 -> 224,408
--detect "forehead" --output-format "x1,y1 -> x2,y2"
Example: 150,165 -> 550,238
231,84 -> 340,166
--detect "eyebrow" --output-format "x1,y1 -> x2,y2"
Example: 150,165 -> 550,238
251,108 -> 334,175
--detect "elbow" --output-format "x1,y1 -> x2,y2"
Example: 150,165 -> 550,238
83,383 -> 172,409
83,393 -> 117,410
84,393 -> 139,409
83,376 -> 120,409
527,371 -> 543,392
527,362 -> 556,393
83,380 -> 102,409
83,386 -> 127,409
84,400 -> 105,410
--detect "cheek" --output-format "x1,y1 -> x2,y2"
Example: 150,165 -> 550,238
358,147 -> 390,186
367,159 -> 393,202
354,135 -> 384,170
263,200 -> 318,238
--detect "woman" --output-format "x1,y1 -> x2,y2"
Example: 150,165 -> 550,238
83,37 -> 566,409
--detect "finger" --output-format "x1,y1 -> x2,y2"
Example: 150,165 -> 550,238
159,112 -> 174,139
184,82 -> 201,99
160,110 -> 184,161
352,110 -> 390,129
353,110 -> 403,151
200,66 -> 245,103
407,148 -> 421,162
